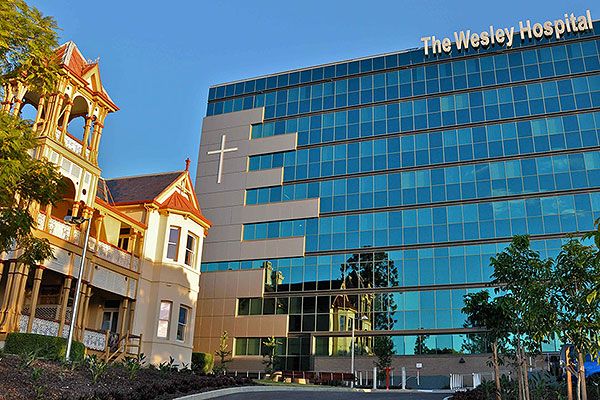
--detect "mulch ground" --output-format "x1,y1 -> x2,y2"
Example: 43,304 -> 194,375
0,355 -> 256,399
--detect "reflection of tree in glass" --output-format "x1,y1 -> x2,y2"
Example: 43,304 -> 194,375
461,333 -> 490,354
414,333 -> 432,354
341,251 -> 400,331
414,333 -> 458,354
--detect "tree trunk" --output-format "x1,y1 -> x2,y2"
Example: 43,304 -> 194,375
516,348 -> 524,400
493,340 -> 502,400
515,337 -> 525,400
566,347 -> 573,400
522,347 -> 530,400
578,351 -> 588,400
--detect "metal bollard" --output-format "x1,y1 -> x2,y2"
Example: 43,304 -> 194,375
402,367 -> 406,390
359,371 -> 363,386
373,367 -> 377,390
258,371 -> 261,380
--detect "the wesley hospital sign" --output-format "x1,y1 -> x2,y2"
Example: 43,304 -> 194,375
421,10 -> 593,56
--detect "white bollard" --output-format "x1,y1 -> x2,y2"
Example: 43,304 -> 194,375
402,367 -> 406,390
373,367 -> 377,389
258,371 -> 261,380
359,371 -> 363,386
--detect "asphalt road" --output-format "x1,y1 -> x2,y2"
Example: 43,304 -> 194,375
216,391 -> 450,400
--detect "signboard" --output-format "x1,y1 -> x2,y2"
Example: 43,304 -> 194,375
421,10 -> 593,55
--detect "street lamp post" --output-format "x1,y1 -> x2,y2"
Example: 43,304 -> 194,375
351,315 -> 369,388
63,215 -> 91,361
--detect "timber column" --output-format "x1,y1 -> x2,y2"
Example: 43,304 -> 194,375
78,285 -> 93,341
80,116 -> 93,158
2,263 -> 30,332
0,262 -> 17,330
57,276 -> 73,338
118,298 -> 130,336
59,100 -> 74,143
26,266 -> 46,333
73,282 -> 88,341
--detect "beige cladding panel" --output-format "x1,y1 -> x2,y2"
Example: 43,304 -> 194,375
233,315 -> 288,338
200,224 -> 242,243
240,198 -> 319,224
240,237 -> 305,261
201,108 -> 263,134
197,190 -> 244,210
202,241 -> 242,263
247,132 -> 297,156
245,168 -> 283,189
198,269 -> 264,300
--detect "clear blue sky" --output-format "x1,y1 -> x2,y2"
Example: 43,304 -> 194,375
30,0 -> 599,181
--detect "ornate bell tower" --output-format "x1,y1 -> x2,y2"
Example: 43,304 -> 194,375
2,41 -> 118,216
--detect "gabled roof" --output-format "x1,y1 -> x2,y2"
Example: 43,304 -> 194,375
55,41 -> 117,109
159,191 -> 211,227
99,171 -> 185,205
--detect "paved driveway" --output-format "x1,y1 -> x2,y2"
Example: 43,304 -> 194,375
217,391 -> 450,400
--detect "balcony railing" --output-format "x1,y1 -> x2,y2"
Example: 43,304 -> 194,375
36,212 -> 139,272
54,128 -> 91,159
96,239 -> 131,269
20,314 -> 113,351
47,215 -> 73,241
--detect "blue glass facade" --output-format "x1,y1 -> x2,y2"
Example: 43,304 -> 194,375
201,24 -> 600,367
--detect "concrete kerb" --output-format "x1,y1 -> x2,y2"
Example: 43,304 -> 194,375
175,386 -> 456,400
175,386 -> 368,400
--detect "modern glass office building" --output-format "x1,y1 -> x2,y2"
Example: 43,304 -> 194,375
194,16 -> 600,372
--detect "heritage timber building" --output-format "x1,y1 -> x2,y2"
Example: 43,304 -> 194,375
195,12 -> 600,375
0,42 -> 211,364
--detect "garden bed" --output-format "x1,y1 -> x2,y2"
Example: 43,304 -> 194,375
0,355 -> 256,400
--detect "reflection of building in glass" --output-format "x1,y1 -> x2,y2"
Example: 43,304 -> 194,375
194,19 -> 599,372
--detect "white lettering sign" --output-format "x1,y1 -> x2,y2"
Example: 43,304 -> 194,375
421,10 -> 593,55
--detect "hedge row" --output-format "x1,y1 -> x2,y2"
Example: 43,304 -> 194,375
191,352 -> 214,373
4,332 -> 85,361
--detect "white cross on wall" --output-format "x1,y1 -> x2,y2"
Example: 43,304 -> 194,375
207,134 -> 238,184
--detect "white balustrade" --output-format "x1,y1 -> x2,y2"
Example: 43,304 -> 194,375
83,330 -> 107,351
47,217 -> 72,241
96,240 -> 131,269
19,314 -> 62,337
36,213 -> 46,230
88,237 -> 97,252
19,314 -> 106,351
73,228 -> 81,243
64,134 -> 83,155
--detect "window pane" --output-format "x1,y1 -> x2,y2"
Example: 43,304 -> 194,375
169,227 -> 179,243
159,302 -> 171,320
157,320 -> 169,338
179,307 -> 188,324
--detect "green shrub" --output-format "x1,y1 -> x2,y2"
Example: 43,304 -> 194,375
191,352 -> 214,373
4,333 -> 85,361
